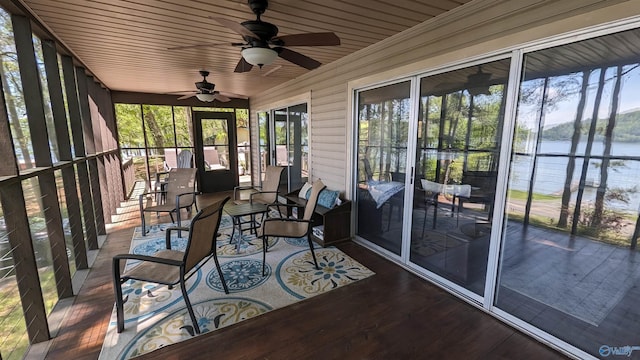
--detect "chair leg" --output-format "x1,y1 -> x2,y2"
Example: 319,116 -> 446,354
113,258 -> 125,333
307,235 -> 319,270
213,254 -> 229,294
177,209 -> 182,238
230,216 -> 238,244
432,202 -> 438,230
141,211 -> 147,236
180,278 -> 200,335
262,235 -> 267,276
386,203 -> 393,231
421,204 -> 429,238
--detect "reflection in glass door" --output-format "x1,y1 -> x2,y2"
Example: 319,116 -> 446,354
495,28 -> 640,358
355,81 -> 411,256
257,111 -> 270,181
271,103 -> 308,193
353,26 -> 640,359
410,59 -> 510,295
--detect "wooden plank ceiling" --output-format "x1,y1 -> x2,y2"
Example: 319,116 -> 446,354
20,0 -> 472,99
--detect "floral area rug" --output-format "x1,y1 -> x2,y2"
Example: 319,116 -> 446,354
99,212 -> 374,359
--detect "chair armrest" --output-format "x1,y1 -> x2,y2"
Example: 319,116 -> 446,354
143,190 -> 166,195
166,226 -> 189,233
249,190 -> 279,203
140,190 -> 167,209
263,218 -> 312,224
156,171 -> 169,180
165,227 -> 190,249
271,202 -> 304,209
233,185 -> 259,200
113,253 -> 182,267
175,191 -> 198,209
261,218 -> 312,237
155,172 -> 170,190
140,190 -> 166,199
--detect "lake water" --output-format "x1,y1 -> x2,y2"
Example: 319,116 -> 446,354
509,140 -> 640,211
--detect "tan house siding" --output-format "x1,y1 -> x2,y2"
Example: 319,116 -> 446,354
249,0 -> 637,195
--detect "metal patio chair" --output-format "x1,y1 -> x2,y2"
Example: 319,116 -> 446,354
259,179 -> 325,276
113,197 -> 230,335
140,168 -> 197,236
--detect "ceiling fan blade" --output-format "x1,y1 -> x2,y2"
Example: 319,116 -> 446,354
275,47 -> 321,70
211,16 -> 260,39
165,90 -> 195,94
219,90 -> 248,100
177,94 -> 196,100
234,57 -> 253,73
274,32 -> 340,47
213,93 -> 231,102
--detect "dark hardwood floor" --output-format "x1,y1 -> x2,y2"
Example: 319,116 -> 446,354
44,190 -> 568,360
133,240 -> 567,359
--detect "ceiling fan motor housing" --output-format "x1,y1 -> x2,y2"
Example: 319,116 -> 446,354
241,20 -> 278,44
195,70 -> 215,92
195,81 -> 215,91
248,0 -> 268,16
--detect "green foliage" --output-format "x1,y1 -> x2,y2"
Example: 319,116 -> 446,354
508,189 -> 560,201
115,104 -> 144,147
142,105 -> 175,148
0,278 -> 29,360
542,109 -> 640,142
173,106 -> 193,147
0,9 -> 32,166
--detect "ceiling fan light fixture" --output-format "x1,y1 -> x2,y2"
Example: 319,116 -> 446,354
196,93 -> 215,102
468,86 -> 492,96
242,47 -> 277,68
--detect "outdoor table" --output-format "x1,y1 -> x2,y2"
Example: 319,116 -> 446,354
224,202 -> 269,252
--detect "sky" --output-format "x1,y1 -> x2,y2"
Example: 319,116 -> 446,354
534,65 -> 640,130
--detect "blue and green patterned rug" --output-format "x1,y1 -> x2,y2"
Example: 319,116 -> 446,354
99,213 -> 374,359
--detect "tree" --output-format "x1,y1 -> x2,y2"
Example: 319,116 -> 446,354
592,65 -> 622,227
557,70 -> 591,228
571,68 -> 606,234
115,104 -> 144,148
0,10 -> 32,169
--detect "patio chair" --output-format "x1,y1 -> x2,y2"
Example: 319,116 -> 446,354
176,149 -> 193,168
163,149 -> 193,171
233,165 -> 284,216
460,171 -> 497,221
140,168 -> 197,236
419,180 -> 471,235
113,197 -> 230,335
420,179 -> 443,235
259,179 -> 325,276
156,149 -> 194,200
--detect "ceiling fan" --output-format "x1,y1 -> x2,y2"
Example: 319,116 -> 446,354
176,70 -> 238,102
427,66 -> 493,96
211,0 -> 341,72
465,66 -> 492,96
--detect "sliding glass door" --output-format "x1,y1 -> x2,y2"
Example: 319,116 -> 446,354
495,28 -> 640,358
355,81 -> 411,256
410,59 -> 510,295
354,24 -> 640,359
258,103 -> 308,193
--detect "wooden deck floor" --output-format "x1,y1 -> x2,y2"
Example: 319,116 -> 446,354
43,191 -> 567,359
